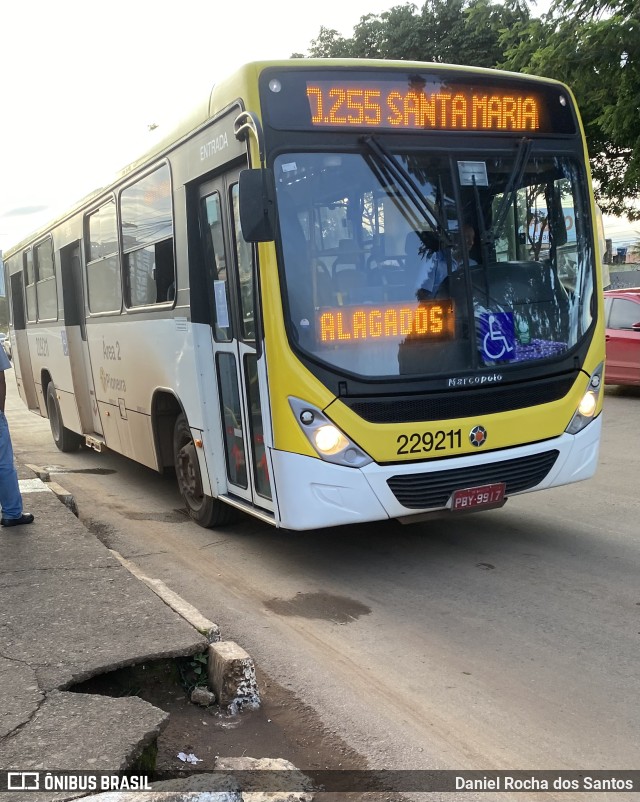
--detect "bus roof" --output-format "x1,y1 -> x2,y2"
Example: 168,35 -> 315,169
4,58 -> 571,258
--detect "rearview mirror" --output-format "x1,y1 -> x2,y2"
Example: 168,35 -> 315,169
238,169 -> 275,242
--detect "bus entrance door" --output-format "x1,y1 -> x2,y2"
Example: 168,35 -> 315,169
198,175 -> 273,514
9,272 -> 40,412
59,242 -> 104,437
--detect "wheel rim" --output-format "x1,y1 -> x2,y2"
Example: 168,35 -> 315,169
176,439 -> 204,512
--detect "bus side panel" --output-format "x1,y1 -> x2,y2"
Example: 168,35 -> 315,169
116,410 -> 157,469
96,400 -> 123,454
26,325 -> 82,431
56,388 -> 84,437
82,318 -> 217,481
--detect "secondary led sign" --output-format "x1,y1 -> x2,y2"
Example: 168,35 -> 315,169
316,301 -> 454,344
306,81 -> 540,132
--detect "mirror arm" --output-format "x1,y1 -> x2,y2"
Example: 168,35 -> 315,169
235,112 -> 271,360
234,111 -> 266,168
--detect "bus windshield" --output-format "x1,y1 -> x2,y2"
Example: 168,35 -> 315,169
274,146 -> 594,379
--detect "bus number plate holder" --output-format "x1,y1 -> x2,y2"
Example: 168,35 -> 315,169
449,482 -> 506,512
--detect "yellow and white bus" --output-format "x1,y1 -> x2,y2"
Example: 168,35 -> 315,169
4,59 -> 605,530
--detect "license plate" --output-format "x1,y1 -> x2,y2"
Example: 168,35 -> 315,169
450,482 -> 506,511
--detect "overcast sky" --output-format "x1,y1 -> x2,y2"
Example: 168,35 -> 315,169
0,0 -> 400,252
1,0 -> 635,253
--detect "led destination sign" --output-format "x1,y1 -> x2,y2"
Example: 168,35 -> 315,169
317,301 -> 454,344
307,81 -> 540,132
262,69 -> 577,135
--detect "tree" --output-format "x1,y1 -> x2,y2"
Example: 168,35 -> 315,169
295,0 -> 639,217
296,0 -> 532,68
295,27 -> 351,58
501,0 -> 640,218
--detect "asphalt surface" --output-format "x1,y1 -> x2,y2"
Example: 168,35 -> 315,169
3,372 -> 639,802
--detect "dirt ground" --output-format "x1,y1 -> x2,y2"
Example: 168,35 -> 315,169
74,658 -> 397,801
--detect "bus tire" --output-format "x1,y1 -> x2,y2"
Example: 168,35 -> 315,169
173,413 -> 237,527
46,383 -> 83,452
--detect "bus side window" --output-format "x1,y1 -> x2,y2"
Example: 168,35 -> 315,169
120,163 -> 175,308
85,200 -> 122,314
34,237 -> 58,321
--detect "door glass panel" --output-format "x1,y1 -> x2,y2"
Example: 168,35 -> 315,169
10,273 -> 26,330
24,251 -> 37,322
216,352 -> 248,488
245,354 -> 272,500
231,184 -> 255,340
201,192 -> 232,341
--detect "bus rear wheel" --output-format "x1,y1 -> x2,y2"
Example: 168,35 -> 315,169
46,383 -> 83,452
173,413 -> 236,527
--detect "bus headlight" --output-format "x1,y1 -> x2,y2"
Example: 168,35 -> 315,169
577,391 -> 597,417
289,397 -> 372,468
314,425 -> 347,455
566,363 -> 604,435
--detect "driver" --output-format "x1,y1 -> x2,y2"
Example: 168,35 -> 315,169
415,223 -> 477,300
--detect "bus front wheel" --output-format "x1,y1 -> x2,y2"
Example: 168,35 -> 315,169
173,413 -> 236,527
46,383 -> 83,452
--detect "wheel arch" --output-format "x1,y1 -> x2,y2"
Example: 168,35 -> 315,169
150,388 -> 184,471
41,369 -> 53,416
150,388 -> 238,528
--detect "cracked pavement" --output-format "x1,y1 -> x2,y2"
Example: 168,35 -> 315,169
0,464 -> 207,783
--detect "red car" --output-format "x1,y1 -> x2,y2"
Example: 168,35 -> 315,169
603,287 -> 640,386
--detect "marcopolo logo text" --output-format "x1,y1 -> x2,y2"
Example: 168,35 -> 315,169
447,373 -> 503,388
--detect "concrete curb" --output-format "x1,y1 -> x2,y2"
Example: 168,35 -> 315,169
11,465 -> 275,795
1,463 -> 207,794
109,551 -> 221,643
20,468 -> 79,516
20,465 -> 261,712
109,550 -> 260,710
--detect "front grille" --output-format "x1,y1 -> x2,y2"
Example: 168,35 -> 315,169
343,376 -> 575,423
387,450 -> 559,509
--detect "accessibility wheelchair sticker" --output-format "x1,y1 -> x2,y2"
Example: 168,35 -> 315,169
479,312 -> 516,362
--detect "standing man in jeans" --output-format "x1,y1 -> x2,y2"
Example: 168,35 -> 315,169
0,346 -> 34,527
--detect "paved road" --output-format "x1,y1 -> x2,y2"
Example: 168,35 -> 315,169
7,374 -> 640,799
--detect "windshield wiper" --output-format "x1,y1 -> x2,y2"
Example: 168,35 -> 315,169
361,135 -> 453,249
477,136 -> 533,250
